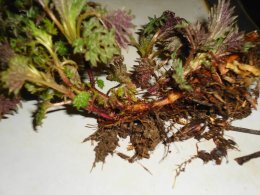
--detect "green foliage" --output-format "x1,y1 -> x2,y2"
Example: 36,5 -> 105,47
73,38 -> 85,53
136,36 -> 153,57
0,9 -> 25,38
73,91 -> 91,109
34,89 -> 54,127
143,15 -> 165,35
30,45 -> 50,69
64,65 -> 81,87
54,40 -> 68,56
26,6 -> 40,19
73,18 -> 119,66
83,18 -> 119,66
27,21 -> 53,52
172,59 -> 192,91
241,41 -> 255,53
117,86 -> 124,98
174,20 -> 189,29
96,79 -> 104,89
52,0 -> 86,43
41,0 -> 50,5
25,83 -> 45,94
42,18 -> 58,35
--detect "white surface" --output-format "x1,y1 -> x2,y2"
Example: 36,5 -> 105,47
1,1 -> 260,195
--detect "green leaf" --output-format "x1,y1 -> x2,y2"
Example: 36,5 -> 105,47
52,0 -> 86,43
25,83 -> 45,94
40,89 -> 54,100
42,0 -> 50,6
136,36 -> 153,57
117,86 -> 124,97
31,45 -> 50,68
64,65 -> 81,87
242,42 -> 255,53
54,40 -> 68,56
36,103 -> 51,119
42,18 -> 58,35
34,89 -> 54,127
172,59 -> 192,91
73,91 -> 91,110
174,20 -> 189,29
27,20 -> 53,52
73,38 -> 85,53
171,50 -> 178,59
26,7 -> 40,19
81,18 -> 119,66
143,15 -> 165,35
96,79 -> 104,89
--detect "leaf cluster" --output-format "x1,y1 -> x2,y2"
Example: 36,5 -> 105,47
73,91 -> 91,110
184,0 -> 249,55
73,18 -> 120,66
0,94 -> 20,119
103,9 -> 135,48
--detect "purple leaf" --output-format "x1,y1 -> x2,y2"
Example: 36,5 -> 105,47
102,9 -> 134,48
208,0 -> 237,40
0,95 -> 20,118
131,58 -> 155,89
217,28 -> 244,55
161,10 -> 184,33
185,22 -> 208,49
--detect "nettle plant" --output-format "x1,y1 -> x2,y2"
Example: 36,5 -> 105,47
0,0 -> 260,170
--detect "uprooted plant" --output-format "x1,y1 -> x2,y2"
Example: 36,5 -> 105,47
0,0 -> 260,175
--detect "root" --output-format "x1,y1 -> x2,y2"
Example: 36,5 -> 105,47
235,151 -> 260,165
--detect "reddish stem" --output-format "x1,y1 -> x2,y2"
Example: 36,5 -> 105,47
86,65 -> 95,87
87,103 -> 115,120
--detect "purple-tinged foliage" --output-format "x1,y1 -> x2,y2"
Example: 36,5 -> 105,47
161,10 -> 184,33
1,56 -> 32,95
0,95 -> 20,118
208,0 -> 237,40
103,9 -> 134,48
184,0 -> 244,55
0,42 -> 14,65
217,28 -> 244,55
185,22 -> 208,50
132,58 -> 155,89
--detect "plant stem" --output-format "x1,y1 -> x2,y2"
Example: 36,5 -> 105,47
235,151 -> 260,165
90,87 -> 109,100
86,65 -> 95,87
51,100 -> 72,107
49,49 -> 82,93
87,103 -> 114,120
37,1 -> 65,37
126,91 -> 182,112
146,30 -> 161,58
227,126 -> 260,135
27,75 -> 72,98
